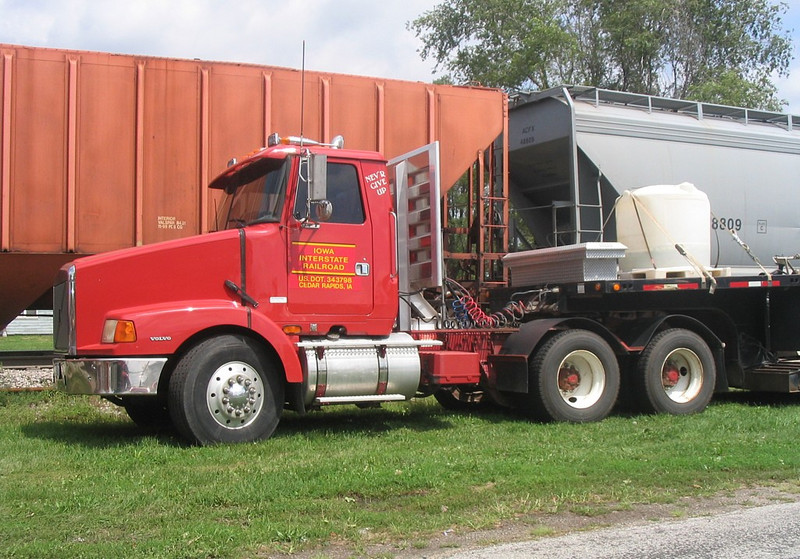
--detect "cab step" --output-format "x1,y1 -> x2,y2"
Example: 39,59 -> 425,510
315,394 -> 407,405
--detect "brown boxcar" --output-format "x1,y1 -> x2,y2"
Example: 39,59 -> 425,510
0,44 -> 506,328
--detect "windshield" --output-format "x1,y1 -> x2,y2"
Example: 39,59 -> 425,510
216,158 -> 290,230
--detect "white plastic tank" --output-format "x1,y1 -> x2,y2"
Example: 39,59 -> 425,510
615,182 -> 711,272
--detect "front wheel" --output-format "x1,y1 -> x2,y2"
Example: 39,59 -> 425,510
168,335 -> 284,445
635,328 -> 715,415
520,329 -> 620,422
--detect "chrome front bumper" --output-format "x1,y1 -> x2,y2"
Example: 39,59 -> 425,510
54,357 -> 168,395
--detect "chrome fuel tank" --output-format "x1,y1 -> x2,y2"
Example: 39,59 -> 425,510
299,333 -> 422,406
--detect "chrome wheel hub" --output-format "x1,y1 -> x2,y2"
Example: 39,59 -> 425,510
206,361 -> 263,428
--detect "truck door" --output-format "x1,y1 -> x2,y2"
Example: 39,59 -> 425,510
387,142 -> 443,330
287,160 -> 374,317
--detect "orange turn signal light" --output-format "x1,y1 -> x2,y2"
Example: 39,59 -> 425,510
102,319 -> 137,343
282,325 -> 302,335
115,320 -> 137,342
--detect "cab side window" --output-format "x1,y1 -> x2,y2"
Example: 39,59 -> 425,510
294,162 -> 365,224
327,163 -> 365,224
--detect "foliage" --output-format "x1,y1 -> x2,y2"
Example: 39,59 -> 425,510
410,0 -> 793,110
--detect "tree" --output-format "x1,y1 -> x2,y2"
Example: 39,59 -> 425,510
410,0 -> 577,90
662,0 -> 793,108
409,0 -> 793,110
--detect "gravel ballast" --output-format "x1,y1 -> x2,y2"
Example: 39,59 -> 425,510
0,366 -> 54,390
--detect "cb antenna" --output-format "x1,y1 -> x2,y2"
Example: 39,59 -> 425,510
300,40 -> 305,146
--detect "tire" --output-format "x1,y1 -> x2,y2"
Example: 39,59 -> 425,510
635,328 -> 715,415
522,330 -> 620,422
168,335 -> 284,445
122,396 -> 171,432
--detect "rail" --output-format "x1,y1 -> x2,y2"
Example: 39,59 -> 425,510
0,350 -> 55,368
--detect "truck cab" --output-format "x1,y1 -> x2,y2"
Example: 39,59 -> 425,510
53,135 -> 424,444
209,133 -> 399,335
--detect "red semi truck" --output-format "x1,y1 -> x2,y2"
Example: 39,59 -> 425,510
54,134 -> 800,444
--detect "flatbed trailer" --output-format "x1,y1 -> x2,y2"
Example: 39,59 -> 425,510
509,273 -> 800,393
403,270 -> 800,422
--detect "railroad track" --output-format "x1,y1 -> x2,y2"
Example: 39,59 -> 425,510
0,350 -> 55,368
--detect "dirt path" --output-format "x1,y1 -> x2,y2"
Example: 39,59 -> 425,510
267,483 -> 800,558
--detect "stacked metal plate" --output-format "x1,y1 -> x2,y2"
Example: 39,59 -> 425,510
502,242 -> 627,287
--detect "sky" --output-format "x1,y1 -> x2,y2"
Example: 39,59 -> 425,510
2,0 -> 800,112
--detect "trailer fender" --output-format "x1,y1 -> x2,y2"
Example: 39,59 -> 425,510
493,318 -> 627,393
627,315 -> 719,349
502,318 -> 628,356
626,314 -> 728,392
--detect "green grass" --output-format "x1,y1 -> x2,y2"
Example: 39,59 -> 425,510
0,334 -> 53,351
0,390 -> 799,558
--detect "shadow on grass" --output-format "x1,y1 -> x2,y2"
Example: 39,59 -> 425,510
711,390 -> 800,408
274,402 -> 458,439
25,388 -> 792,449
20,419 -> 184,448
19,399 -> 460,448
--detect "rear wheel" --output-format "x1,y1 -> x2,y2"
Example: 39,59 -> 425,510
520,330 -> 620,422
635,328 -> 715,414
169,335 -> 284,445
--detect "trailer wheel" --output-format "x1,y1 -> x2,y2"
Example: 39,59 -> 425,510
168,335 -> 284,445
635,328 -> 715,415
523,330 -> 620,422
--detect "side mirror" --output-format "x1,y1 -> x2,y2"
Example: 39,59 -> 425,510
313,199 -> 333,222
309,154 -> 327,201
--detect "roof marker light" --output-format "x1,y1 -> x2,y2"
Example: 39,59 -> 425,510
266,133 -> 345,149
